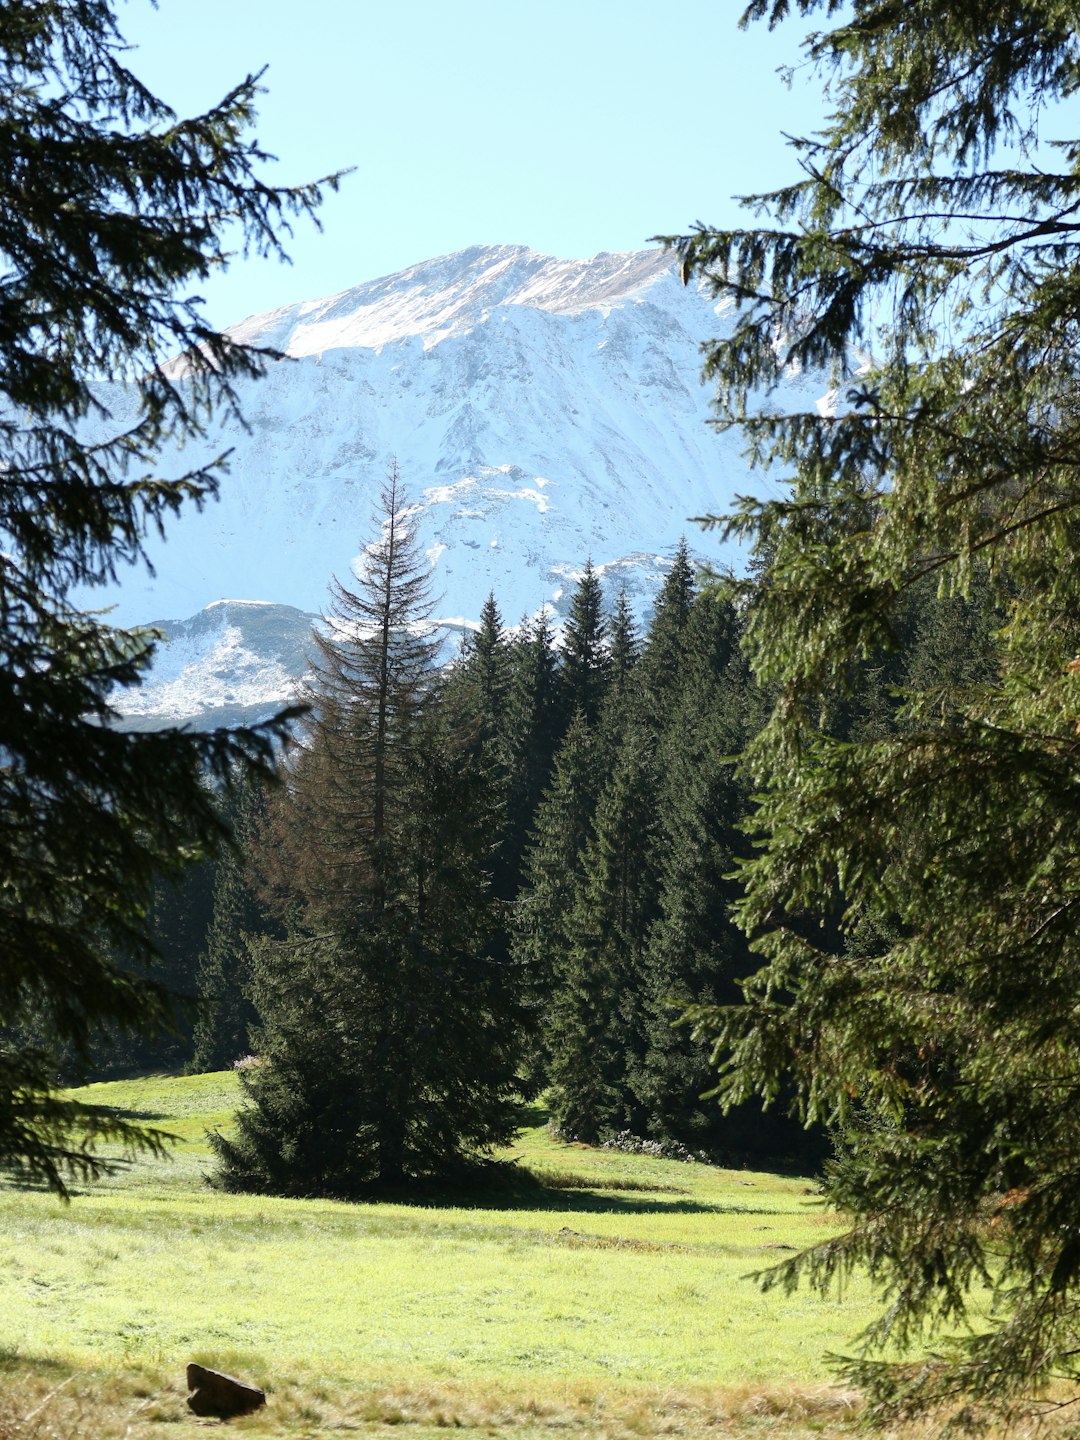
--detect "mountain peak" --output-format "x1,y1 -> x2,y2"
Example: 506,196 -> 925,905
226,245 -> 677,357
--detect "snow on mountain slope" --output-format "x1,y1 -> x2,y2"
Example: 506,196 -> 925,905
118,601 -> 320,731
226,246 -> 685,355
82,244 -> 822,724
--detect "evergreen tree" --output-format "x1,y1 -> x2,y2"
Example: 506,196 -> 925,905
548,724 -> 659,1142
451,594 -> 511,751
212,470 -> 522,1194
0,0 -> 332,1192
597,585 -> 641,759
115,859 -> 216,1075
607,586 -> 640,697
443,593 -> 516,904
633,593 -> 747,1148
499,609 -> 563,897
637,541 -> 696,723
559,560 -> 610,728
671,3 -> 1080,1424
17,848 -> 217,1083
513,711 -> 603,1063
191,772 -> 268,1074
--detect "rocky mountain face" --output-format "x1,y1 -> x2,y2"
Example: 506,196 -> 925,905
118,601 -> 321,733
88,244 -> 818,727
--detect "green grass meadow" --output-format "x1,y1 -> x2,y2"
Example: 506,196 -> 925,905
0,1073 -> 886,1439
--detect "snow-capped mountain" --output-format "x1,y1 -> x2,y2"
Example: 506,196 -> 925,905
90,244 -> 815,726
118,601 -> 321,733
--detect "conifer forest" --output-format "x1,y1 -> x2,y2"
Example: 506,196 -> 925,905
59,478 -> 999,1199
10,2 -> 1080,1435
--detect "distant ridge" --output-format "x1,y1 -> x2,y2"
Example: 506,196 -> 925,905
225,246 -> 676,355
76,244 -> 829,725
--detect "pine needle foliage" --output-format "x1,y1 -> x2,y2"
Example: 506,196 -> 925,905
498,609 -> 563,897
191,771 -> 268,1074
213,470 -> 523,1195
549,722 -> 660,1142
665,3 -> 1080,1428
0,0 -> 336,1195
559,561 -> 610,728
514,710 -> 603,1086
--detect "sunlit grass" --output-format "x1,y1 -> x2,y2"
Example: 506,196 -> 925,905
0,1071 -> 886,1438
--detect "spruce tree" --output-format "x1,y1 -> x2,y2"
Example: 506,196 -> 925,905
637,541 -> 696,723
450,594 -> 511,751
607,586 -> 640,697
548,723 -> 660,1142
443,593 -> 516,903
559,560 -> 610,728
596,585 -> 641,762
513,710 -> 603,1065
191,772 -> 268,1074
499,609 -> 563,897
212,470 -> 522,1194
0,1 -> 333,1192
633,595 -> 743,1142
670,3 -> 1080,1424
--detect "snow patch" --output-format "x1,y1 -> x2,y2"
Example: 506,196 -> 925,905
71,242 -> 841,725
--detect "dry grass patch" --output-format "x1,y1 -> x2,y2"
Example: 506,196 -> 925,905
0,1364 -> 869,1440
0,1369 -> 181,1440
7,1363 -> 1078,1440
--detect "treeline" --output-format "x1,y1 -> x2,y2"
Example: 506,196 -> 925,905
199,471 -> 811,1193
59,481 -> 999,1194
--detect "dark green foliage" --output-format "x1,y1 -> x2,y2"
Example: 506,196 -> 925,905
212,472 -> 523,1195
498,610 -> 563,897
548,723 -> 660,1142
103,859 -> 216,1077
633,595 -> 748,1146
597,585 -> 640,760
443,592 -> 518,907
453,594 -> 512,752
191,773 -> 268,1074
0,0 -> 332,1194
10,849 -> 215,1084
607,586 -> 640,696
637,541 -> 695,722
668,3 -> 1080,1425
513,711 -> 604,1057
559,561 -> 610,728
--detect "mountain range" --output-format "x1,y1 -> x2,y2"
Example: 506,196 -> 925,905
86,244 -> 821,727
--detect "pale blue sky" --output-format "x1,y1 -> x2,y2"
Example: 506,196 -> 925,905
120,1 -> 830,327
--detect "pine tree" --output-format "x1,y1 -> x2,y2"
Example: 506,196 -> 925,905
637,541 -> 695,723
548,723 -> 660,1142
499,609 -> 563,897
212,470 -> 522,1194
670,3 -> 1080,1424
607,586 -> 640,697
0,1 -> 333,1193
191,771 -> 268,1074
513,710 -> 603,1064
559,560 -> 610,728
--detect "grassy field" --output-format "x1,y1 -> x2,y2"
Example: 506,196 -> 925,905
0,1073 -> 888,1439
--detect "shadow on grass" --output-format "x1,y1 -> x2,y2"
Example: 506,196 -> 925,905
92,1105 -> 172,1123
0,1347 -> 73,1376
357,1166 -> 777,1217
